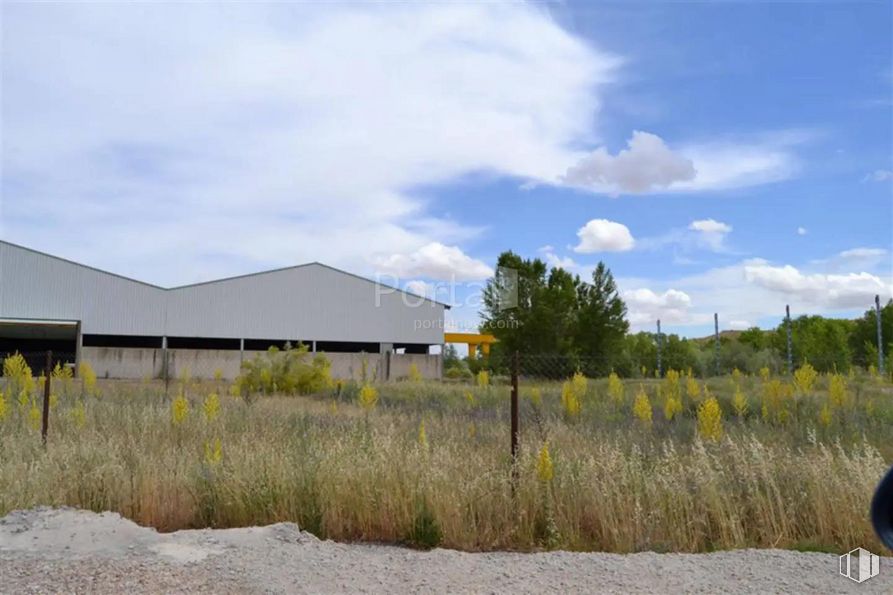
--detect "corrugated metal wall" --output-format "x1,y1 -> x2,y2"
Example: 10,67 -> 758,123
1,242 -> 445,345
0,242 -> 166,334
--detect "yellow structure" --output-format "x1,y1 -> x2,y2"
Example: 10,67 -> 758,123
444,332 -> 497,358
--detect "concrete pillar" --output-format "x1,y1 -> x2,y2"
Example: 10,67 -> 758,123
380,342 -> 393,354
161,336 -> 169,391
311,340 -> 317,353
75,321 -> 83,372
239,338 -> 245,363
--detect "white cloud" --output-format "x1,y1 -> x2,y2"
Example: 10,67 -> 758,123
797,227 -> 808,236
1,3 -> 616,285
573,219 -> 635,253
563,131 -> 696,194
863,169 -> 893,182
634,219 -> 732,255
744,263 -> 889,309
839,247 -> 888,260
537,245 -> 578,271
373,242 -> 493,281
404,280 -> 435,300
622,288 -> 693,326
670,136 -> 800,192
811,247 -> 890,273
562,130 -> 804,196
689,219 -> 732,234
618,253 -> 893,334
728,320 -> 751,330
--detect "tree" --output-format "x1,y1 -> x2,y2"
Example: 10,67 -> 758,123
573,262 -> 629,376
849,299 -> 893,369
619,332 -> 657,377
738,327 -> 767,351
481,251 -> 567,358
480,253 -> 628,373
771,315 -> 853,373
662,334 -> 698,373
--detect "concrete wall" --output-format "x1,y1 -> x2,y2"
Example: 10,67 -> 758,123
81,347 -> 442,381
387,353 -> 442,381
82,346 -> 163,380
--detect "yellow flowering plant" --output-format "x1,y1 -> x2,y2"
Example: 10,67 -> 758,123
358,384 -> 379,410
536,443 -> 554,483
171,395 -> 189,425
203,393 -> 220,421
697,396 -> 723,442
632,386 -> 652,429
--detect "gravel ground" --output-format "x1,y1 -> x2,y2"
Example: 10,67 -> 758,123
2,507 -> 892,594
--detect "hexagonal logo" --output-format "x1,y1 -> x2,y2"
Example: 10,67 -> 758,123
840,547 -> 879,583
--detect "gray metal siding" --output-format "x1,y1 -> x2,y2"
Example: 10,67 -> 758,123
1,242 -> 445,344
165,264 -> 444,344
0,242 -> 166,335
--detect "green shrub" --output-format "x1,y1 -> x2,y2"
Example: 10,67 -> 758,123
407,499 -> 442,549
236,343 -> 332,396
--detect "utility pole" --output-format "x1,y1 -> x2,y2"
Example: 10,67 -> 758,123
714,313 -> 720,377
877,295 -> 886,376
510,351 -> 520,493
785,305 -> 794,375
656,319 -> 662,378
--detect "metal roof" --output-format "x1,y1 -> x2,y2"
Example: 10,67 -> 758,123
0,240 -> 449,343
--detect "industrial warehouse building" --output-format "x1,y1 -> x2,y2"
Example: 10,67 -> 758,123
0,240 -> 447,380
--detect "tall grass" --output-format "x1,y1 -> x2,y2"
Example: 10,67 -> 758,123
1,371 -> 891,553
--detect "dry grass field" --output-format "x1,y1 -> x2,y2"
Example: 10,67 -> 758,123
2,357 -> 893,554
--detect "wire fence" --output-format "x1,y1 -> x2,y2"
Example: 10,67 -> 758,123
3,351 -> 78,377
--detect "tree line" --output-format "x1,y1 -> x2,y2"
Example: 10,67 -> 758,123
454,250 -> 893,378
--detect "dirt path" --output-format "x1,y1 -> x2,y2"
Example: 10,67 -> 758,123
2,507 -> 891,594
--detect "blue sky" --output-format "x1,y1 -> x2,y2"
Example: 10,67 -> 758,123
1,2 -> 891,339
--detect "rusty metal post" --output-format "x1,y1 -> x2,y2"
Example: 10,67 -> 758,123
877,295 -> 886,376
510,351 -> 520,488
785,305 -> 793,375
42,350 -> 52,445
656,319 -> 662,377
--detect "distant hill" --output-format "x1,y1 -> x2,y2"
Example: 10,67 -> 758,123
691,330 -> 744,344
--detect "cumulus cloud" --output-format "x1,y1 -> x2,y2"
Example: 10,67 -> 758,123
562,130 -> 804,196
1,3 -> 615,285
404,280 -> 436,300
728,320 -> 751,330
622,288 -> 693,325
619,249 -> 893,333
689,219 -> 732,234
687,218 -> 732,251
743,263 -> 889,309
538,246 -> 578,270
797,227 -> 808,236
373,242 -> 493,281
563,131 -> 696,194
573,219 -> 635,253
863,169 -> 893,182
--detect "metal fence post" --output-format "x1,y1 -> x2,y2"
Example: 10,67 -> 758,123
510,351 -> 520,488
42,350 -> 52,446
785,305 -> 794,375
164,349 -> 171,399
656,319 -> 662,378
877,295 -> 886,376
714,313 -> 721,377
